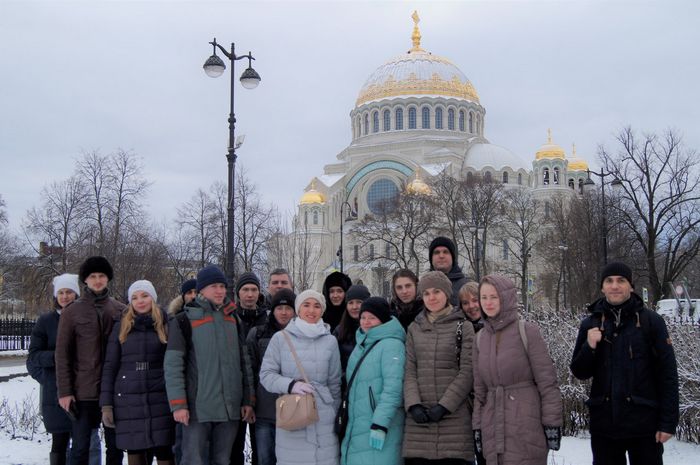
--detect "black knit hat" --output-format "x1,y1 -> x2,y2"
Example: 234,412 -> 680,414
600,262 -> 634,288
196,265 -> 227,292
271,288 -> 296,311
79,256 -> 114,283
360,297 -> 392,324
236,271 -> 261,295
180,278 -> 197,296
429,236 -> 457,267
346,284 -> 370,302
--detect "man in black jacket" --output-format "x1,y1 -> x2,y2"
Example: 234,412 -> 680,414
570,262 -> 679,465
428,236 -> 469,306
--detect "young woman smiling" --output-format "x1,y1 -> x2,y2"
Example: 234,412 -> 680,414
100,280 -> 175,465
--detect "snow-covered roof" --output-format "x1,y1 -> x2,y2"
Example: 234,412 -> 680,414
466,143 -> 529,171
317,174 -> 345,187
420,163 -> 450,176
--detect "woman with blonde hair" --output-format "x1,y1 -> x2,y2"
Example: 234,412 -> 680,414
100,280 -> 175,465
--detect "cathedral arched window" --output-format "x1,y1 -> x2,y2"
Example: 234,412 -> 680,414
448,108 -> 455,130
304,211 -> 308,225
502,171 -> 508,184
502,240 -> 509,260
313,210 -> 318,225
484,171 -> 492,183
367,178 -> 399,215
369,244 -> 375,260
408,107 -> 417,129
364,113 -> 369,135
459,110 -> 466,131
421,106 -> 430,129
553,167 -> 560,185
466,171 -> 474,185
383,110 -> 390,131
543,168 -> 550,185
578,178 -> 584,194
372,111 -> 379,133
568,178 -> 575,189
395,108 -> 404,130
469,112 -> 474,133
545,201 -> 551,219
518,173 -> 523,185
435,107 -> 443,129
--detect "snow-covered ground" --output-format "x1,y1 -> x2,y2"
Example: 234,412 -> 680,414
1,369 -> 699,464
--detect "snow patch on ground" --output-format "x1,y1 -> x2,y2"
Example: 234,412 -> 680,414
1,368 -> 699,464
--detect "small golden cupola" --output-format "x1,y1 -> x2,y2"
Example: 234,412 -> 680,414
406,171 -> 431,195
535,129 -> 566,160
567,143 -> 589,172
299,180 -> 326,205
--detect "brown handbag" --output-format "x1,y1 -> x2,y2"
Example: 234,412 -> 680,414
275,330 -> 320,431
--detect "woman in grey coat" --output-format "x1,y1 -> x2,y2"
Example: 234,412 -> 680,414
260,289 -> 342,465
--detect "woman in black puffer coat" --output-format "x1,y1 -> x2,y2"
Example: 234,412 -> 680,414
100,280 -> 175,465
27,274 -> 81,465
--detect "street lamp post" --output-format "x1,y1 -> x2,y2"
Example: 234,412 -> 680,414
203,38 -> 261,289
583,169 -> 622,266
337,201 -> 353,274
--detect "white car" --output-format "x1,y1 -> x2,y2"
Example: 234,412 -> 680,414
655,298 -> 699,323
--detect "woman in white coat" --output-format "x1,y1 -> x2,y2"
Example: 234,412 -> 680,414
260,289 -> 342,465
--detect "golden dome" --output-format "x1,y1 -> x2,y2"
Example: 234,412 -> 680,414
355,11 -> 479,107
300,181 -> 326,205
535,128 -> 566,160
407,172 -> 431,195
567,143 -> 589,171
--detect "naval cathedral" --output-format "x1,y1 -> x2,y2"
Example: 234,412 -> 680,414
294,13 -> 590,297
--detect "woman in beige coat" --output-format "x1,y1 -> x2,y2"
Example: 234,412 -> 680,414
472,274 -> 562,465
403,271 -> 475,465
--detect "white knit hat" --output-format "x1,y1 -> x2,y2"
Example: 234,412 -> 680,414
294,289 -> 326,315
52,274 -> 81,298
128,280 -> 158,303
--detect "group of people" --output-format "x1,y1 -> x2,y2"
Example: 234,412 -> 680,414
26,235 -> 679,465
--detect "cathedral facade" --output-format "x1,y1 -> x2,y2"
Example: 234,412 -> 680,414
295,13 -> 590,296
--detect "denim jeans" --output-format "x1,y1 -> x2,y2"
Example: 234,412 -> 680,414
182,421 -> 239,465
69,401 -> 101,465
254,420 -> 276,465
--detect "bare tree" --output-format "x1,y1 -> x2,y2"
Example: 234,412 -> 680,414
600,127 -> 700,303
350,189 -> 436,275
24,176 -> 87,273
499,188 -> 542,309
76,150 -> 110,254
457,174 -> 504,279
234,168 -> 276,276
176,188 -> 220,269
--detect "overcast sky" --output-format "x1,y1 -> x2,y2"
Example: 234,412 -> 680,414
1,0 -> 699,234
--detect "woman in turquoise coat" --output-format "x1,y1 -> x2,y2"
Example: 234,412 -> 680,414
341,297 -> 406,465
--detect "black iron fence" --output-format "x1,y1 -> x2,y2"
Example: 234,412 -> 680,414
0,318 -> 36,351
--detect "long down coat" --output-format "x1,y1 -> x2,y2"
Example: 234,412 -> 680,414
403,306 -> 475,461
100,310 -> 175,451
27,309 -> 72,434
472,275 -> 562,465
260,318 -> 342,465
341,317 -> 405,465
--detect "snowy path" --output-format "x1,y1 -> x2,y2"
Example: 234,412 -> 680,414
1,368 -> 698,464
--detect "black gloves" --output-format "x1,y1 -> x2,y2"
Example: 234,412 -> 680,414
427,404 -> 450,422
473,429 -> 483,454
408,404 -> 429,424
544,425 -> 562,451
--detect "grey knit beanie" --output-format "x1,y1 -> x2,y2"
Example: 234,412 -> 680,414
417,271 -> 453,300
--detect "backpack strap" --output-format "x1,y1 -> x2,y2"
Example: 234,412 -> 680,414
518,319 -> 528,355
475,319 -> 528,355
176,311 -> 192,352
